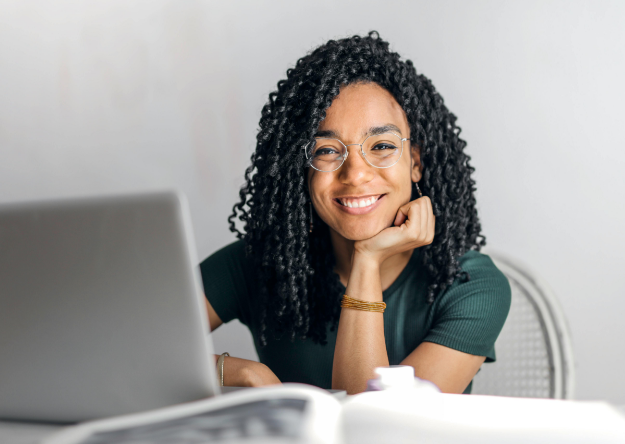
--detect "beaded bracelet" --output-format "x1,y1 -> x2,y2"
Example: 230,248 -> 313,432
341,294 -> 386,313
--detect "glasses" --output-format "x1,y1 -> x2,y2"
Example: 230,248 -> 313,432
304,132 -> 409,172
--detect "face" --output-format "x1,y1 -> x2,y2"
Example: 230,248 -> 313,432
307,82 -> 421,241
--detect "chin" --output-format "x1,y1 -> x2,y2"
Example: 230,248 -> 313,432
339,223 -> 388,241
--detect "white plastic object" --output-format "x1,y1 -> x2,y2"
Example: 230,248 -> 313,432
374,365 -> 415,390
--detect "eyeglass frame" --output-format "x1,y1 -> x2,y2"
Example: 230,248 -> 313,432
303,131 -> 410,172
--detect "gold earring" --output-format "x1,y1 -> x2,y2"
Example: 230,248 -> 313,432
415,183 -> 423,198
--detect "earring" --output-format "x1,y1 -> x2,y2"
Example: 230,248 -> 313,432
309,201 -> 313,233
415,182 -> 423,198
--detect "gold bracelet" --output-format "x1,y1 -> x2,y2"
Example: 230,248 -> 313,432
217,352 -> 230,387
341,294 -> 386,313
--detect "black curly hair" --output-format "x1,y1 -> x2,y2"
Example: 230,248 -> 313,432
228,31 -> 485,346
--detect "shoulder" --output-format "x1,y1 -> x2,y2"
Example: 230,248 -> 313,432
426,249 -> 512,361
458,249 -> 510,289
199,240 -> 254,324
199,239 -> 253,290
201,239 -> 246,264
435,249 -> 512,325
200,240 -> 250,276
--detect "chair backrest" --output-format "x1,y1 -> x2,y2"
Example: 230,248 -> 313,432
471,253 -> 575,399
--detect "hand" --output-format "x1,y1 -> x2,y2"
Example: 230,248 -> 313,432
354,196 -> 435,265
218,355 -> 281,387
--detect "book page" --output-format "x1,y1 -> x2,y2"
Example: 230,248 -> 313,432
80,398 -> 307,444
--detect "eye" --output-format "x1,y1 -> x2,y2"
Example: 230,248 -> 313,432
371,143 -> 398,151
315,147 -> 338,155
313,147 -> 340,157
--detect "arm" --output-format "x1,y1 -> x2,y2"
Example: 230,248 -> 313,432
332,197 -> 484,394
206,298 -> 280,387
332,254 -> 388,393
205,298 -> 223,331
402,342 -> 485,393
332,197 -> 435,394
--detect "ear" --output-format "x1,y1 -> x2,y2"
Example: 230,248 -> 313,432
410,144 -> 423,183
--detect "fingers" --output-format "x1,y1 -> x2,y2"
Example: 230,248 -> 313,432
418,196 -> 428,241
394,197 -> 435,246
360,196 -> 435,262
421,196 -> 435,245
393,207 -> 407,226
427,199 -> 436,245
423,196 -> 435,244
394,200 -> 416,227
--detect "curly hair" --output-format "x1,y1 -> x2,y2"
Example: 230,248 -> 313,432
228,31 -> 485,345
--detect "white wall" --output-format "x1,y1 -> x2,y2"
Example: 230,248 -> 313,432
1,0 -> 624,403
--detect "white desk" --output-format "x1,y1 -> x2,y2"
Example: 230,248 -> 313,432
2,404 -> 625,444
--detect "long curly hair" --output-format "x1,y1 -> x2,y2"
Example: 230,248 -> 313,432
229,31 -> 485,345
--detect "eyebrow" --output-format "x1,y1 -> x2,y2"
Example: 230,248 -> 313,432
314,124 -> 403,140
365,124 -> 403,138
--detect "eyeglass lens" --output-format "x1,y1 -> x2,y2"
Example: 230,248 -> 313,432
307,132 -> 403,172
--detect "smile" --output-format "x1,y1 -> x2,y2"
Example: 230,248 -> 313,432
337,195 -> 382,208
333,194 -> 385,215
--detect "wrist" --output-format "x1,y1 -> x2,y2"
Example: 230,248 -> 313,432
352,247 -> 383,269
226,358 -> 279,387
346,251 -> 383,303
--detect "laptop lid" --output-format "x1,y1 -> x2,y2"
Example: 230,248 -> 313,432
0,191 -> 219,422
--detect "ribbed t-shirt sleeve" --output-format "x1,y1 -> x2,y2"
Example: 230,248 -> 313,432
199,240 -> 251,326
423,251 -> 511,362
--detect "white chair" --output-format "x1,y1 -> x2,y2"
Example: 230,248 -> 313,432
471,253 -> 575,399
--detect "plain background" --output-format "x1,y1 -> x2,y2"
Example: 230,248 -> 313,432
1,0 -> 623,403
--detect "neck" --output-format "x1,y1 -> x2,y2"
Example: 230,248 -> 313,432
330,229 -> 414,291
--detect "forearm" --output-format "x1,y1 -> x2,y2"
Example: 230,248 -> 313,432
213,354 -> 281,387
332,254 -> 389,394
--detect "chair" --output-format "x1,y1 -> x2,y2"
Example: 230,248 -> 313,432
471,252 -> 575,399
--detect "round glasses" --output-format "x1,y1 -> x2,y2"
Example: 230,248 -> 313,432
304,132 -> 409,172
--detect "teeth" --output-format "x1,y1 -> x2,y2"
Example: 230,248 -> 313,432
340,196 -> 379,208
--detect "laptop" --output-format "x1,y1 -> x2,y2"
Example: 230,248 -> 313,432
0,191 -> 220,423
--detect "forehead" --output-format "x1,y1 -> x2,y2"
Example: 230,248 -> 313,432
318,82 -> 409,140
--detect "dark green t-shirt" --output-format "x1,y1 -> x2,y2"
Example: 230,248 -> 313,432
200,240 -> 511,393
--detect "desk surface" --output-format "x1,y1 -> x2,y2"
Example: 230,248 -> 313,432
2,404 -> 625,444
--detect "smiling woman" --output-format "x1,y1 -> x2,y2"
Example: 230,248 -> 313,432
199,32 -> 511,395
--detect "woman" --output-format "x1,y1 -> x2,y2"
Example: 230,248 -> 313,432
200,32 -> 511,395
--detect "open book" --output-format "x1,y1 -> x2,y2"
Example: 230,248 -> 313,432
42,385 -> 342,444
43,383 -> 625,444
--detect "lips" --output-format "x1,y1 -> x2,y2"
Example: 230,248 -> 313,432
336,195 -> 382,209
333,194 -> 385,215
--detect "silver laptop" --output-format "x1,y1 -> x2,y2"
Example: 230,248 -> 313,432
0,191 -> 220,423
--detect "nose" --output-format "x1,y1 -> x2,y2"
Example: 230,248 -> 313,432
337,144 -> 374,187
